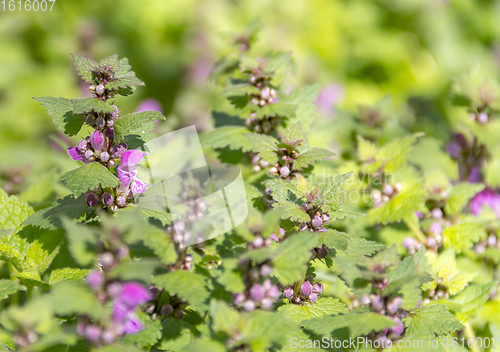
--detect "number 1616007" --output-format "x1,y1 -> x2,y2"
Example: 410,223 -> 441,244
1,0 -> 55,11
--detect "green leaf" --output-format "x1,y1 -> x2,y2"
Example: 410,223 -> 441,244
302,312 -> 396,337
60,163 -> 120,197
122,311 -> 162,348
278,297 -> 348,323
221,84 -> 260,97
281,121 -> 305,143
114,111 -> 166,149
49,282 -> 105,320
444,183 -> 485,215
70,54 -> 99,83
71,98 -> 115,115
337,234 -> 385,259
23,195 -> 91,230
266,52 -> 292,86
272,202 -> 310,223
254,102 -> 297,120
109,259 -> 160,283
272,232 -> 317,285
153,271 -> 209,313
25,229 -> 65,274
184,339 -> 226,352
19,172 -> 56,209
264,178 -> 297,203
404,304 -> 464,337
141,224 -> 178,266
294,147 -> 334,170
107,57 -> 146,95
209,299 -> 240,335
378,133 -> 424,173
0,189 -> 34,231
0,280 -> 25,300
243,132 -> 279,164
443,223 -> 487,253
49,268 -> 90,285
202,126 -> 253,151
33,97 -> 84,136
62,218 -> 98,266
317,230 -> 349,251
13,271 -> 50,289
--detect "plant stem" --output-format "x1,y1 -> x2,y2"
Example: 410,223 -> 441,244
464,322 -> 480,352
404,220 -> 427,244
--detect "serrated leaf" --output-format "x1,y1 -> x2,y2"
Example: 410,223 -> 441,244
443,223 -> 487,253
278,297 -> 348,323
404,304 -> 464,337
26,229 -> 65,274
19,172 -> 56,209
337,234 -> 385,259
243,132 -> 279,164
265,178 -> 297,203
71,98 -> 115,115
209,299 -> 240,335
266,52 -> 292,86
378,133 -> 424,173
141,225 -> 177,266
49,268 -> 90,285
272,202 -> 310,223
70,54 -> 99,83
294,147 -> 334,170
114,111 -> 166,149
109,259 -> 160,283
153,271 -> 209,313
33,97 -> 84,136
23,195 -> 91,230
62,218 -> 98,266
254,102 -> 297,120
60,163 -> 120,197
49,282 -> 105,320
445,183 -> 485,215
0,189 -> 34,231
303,312 -> 396,337
0,280 -> 25,300
202,126 -> 253,151
13,271 -> 50,289
281,121 -> 304,143
272,232 -> 317,285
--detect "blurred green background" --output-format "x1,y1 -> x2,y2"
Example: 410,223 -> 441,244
1,0 -> 500,193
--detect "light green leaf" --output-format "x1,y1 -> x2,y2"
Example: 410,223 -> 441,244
443,223 -> 487,253
62,218 -> 98,266
71,98 -> 115,115
60,163 -> 120,197
404,304 -> 464,337
244,132 -> 279,164
221,84 -> 260,97
49,282 -> 105,320
49,268 -> 90,285
0,189 -> 34,231
33,97 -> 84,136
114,110 -> 166,149
294,147 -> 334,170
254,102 -> 297,120
445,183 -> 485,215
70,54 -> 99,83
0,280 -> 25,300
26,229 -> 65,274
202,126 -> 253,151
278,297 -> 348,323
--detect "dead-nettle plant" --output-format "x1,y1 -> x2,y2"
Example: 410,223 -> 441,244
0,48 -> 485,352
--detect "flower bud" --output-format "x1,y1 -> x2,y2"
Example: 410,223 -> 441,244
85,325 -> 101,342
312,283 -> 324,294
251,97 -> 259,105
252,164 -> 261,172
361,295 -> 371,305
269,166 -> 279,174
106,119 -> 115,127
383,184 -> 393,196
100,252 -> 114,268
84,150 -> 94,160
86,114 -> 95,125
250,284 -> 265,302
267,285 -> 280,299
390,317 -> 405,336
261,298 -> 273,309
311,215 -> 322,229
371,190 -> 382,202
488,234 -> 497,247
76,322 -> 86,336
253,236 -> 264,248
259,100 -> 266,106
301,281 -> 313,296
429,221 -> 442,235
174,310 -> 185,320
96,117 -> 105,128
477,111 -> 488,124
261,87 -> 271,100
280,166 -> 290,177
270,88 -> 276,98
309,293 -> 317,303
86,271 -> 104,290
262,121 -> 272,133
96,84 -> 105,95
260,264 -> 272,277
110,143 -> 127,158
299,223 -> 308,231
160,304 -> 173,316
321,213 -> 330,222
431,208 -> 442,219
86,193 -> 100,207
244,300 -> 256,311
102,330 -> 115,344
233,293 -> 245,305
394,182 -> 403,192
77,140 -> 88,151
283,287 -> 294,299
427,237 -> 437,248
260,159 -> 269,168
317,246 -> 329,258
111,105 -> 119,118
100,152 -> 110,162
108,159 -> 117,167
371,295 -> 383,310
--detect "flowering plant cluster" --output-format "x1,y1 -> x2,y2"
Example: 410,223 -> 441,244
0,28 -> 499,352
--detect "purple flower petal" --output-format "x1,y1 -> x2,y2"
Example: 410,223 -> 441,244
120,150 -> 146,166
301,281 -> 313,296
111,143 -> 128,158
123,314 -> 143,335
90,130 -> 104,152
113,299 -> 132,322
68,147 -> 86,162
468,166 -> 482,183
470,188 -> 500,216
249,284 -> 265,302
119,282 -> 153,307
131,178 -> 148,194
135,98 -> 163,113
315,83 -> 344,115
106,127 -> 115,143
86,271 -> 104,290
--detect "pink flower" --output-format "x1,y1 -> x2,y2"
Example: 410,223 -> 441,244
135,98 -> 163,113
117,150 -> 149,194
470,188 -> 500,216
315,83 -> 344,115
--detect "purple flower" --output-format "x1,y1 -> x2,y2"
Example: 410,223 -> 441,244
90,130 -> 104,152
301,281 -> 313,296
102,192 -> 114,206
468,166 -> 482,183
118,150 -> 149,194
312,283 -> 324,294
249,284 -> 265,302
470,188 -> 500,216
118,282 -> 153,307
123,314 -> 143,335
309,293 -> 317,303
111,142 -> 127,159
267,285 -> 280,299
68,146 -> 89,163
135,98 -> 163,113
315,83 -> 344,115
106,128 -> 115,143
85,325 -> 101,342
86,193 -> 100,207
86,271 -> 104,291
